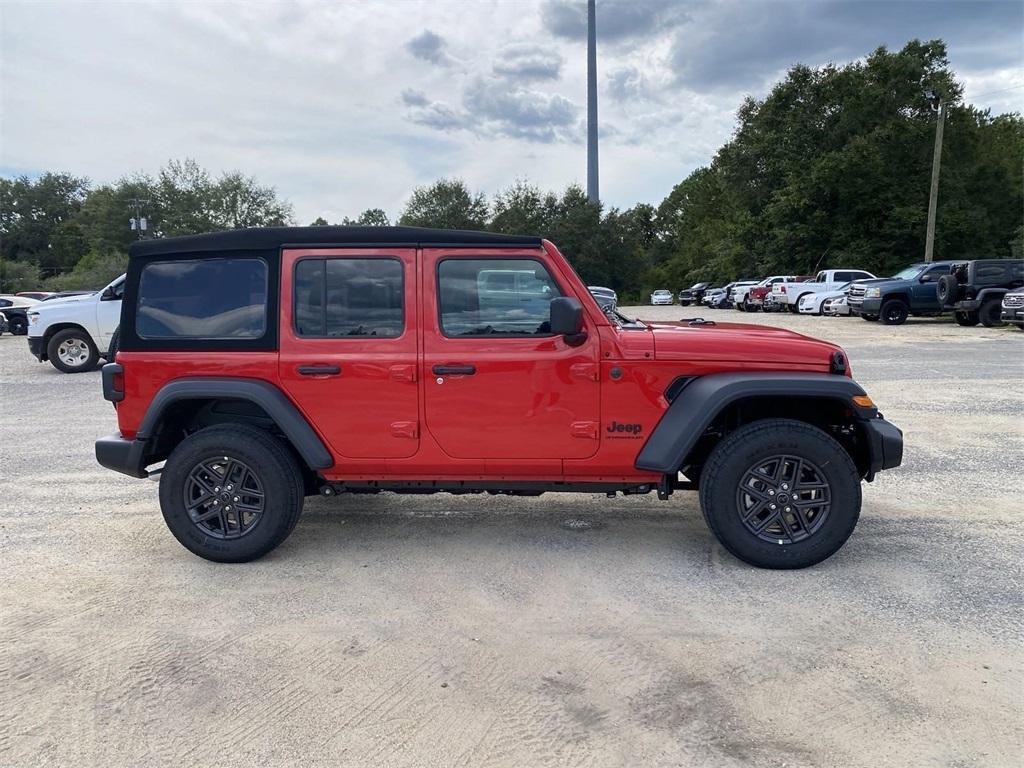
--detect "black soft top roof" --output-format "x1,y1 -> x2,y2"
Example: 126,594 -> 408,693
129,226 -> 542,258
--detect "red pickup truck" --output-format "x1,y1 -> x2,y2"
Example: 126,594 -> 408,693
96,226 -> 902,568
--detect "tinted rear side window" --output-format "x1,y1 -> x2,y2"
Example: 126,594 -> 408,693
294,258 -> 403,337
137,258 -> 267,339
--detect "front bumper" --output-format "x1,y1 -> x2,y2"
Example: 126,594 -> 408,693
848,297 -> 881,315
1001,308 -> 1023,323
863,417 -> 903,479
96,433 -> 150,478
28,335 -> 45,361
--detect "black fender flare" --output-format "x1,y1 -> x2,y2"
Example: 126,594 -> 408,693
635,372 -> 869,474
138,377 -> 333,469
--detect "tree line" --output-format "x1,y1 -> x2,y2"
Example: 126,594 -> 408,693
1,40 -> 1019,297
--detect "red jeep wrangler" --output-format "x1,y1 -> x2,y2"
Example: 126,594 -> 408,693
96,226 -> 902,568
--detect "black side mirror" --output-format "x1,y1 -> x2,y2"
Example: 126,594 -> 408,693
550,296 -> 586,346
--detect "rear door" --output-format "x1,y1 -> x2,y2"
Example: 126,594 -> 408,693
279,248 -> 419,459
421,248 -> 600,460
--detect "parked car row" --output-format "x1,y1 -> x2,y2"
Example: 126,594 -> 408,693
668,259 -> 1023,329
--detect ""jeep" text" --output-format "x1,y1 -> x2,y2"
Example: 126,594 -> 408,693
606,421 -> 643,434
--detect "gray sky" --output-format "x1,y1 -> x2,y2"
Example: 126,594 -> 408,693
2,0 -> 1021,224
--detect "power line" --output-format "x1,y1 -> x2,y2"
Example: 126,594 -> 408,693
966,83 -> 1024,99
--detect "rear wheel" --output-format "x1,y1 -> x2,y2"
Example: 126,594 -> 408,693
47,328 -> 99,373
954,310 -> 979,327
159,424 -> 305,563
8,315 -> 27,335
880,299 -> 909,325
978,299 -> 1005,328
699,419 -> 861,569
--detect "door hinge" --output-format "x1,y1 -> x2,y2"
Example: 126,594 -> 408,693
390,421 -> 419,439
571,421 -> 599,439
570,363 -> 599,381
389,364 -> 417,383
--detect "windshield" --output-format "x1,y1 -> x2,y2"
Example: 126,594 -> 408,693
890,265 -> 926,280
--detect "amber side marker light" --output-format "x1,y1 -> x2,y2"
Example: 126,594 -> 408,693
852,395 -> 875,408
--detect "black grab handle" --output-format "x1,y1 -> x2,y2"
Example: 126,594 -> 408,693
298,365 -> 341,376
432,364 -> 476,376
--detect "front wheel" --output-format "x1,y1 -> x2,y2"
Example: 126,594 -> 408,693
880,299 -> 909,325
47,328 -> 99,373
698,419 -> 861,569
678,300 -> 691,307
159,424 -> 305,562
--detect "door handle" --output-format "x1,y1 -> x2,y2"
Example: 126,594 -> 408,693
432,364 -> 476,376
297,364 -> 341,376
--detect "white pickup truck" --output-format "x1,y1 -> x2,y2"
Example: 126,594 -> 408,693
771,269 -> 875,313
27,274 -> 124,372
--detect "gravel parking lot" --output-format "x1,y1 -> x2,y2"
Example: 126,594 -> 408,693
2,309 -> 1022,767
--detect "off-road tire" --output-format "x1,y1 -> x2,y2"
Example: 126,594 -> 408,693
743,298 -> 758,312
954,310 -> 979,327
8,315 -> 27,335
105,327 -> 120,361
47,328 -> 99,373
159,424 -> 305,563
936,275 -> 959,306
699,418 -> 861,569
880,299 -> 909,325
978,299 -> 1005,328
678,300 -> 691,307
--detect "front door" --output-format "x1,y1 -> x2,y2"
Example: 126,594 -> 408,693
279,248 -> 419,459
421,249 -> 601,460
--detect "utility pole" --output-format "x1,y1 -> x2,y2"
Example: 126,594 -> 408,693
586,0 -> 599,204
924,92 -> 945,262
128,198 -> 150,240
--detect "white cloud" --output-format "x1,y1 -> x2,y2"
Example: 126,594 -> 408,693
1,0 -> 1018,225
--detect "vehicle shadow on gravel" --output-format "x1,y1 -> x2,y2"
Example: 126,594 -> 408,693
274,496 -> 1020,639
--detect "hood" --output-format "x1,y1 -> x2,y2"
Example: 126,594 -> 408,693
33,293 -> 96,310
646,319 -> 842,368
851,277 -> 901,288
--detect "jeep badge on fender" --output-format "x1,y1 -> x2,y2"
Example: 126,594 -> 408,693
95,225 -> 902,569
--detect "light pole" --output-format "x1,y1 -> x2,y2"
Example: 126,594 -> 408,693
923,90 -> 945,262
586,0 -> 599,204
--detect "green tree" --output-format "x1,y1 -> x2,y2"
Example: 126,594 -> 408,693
398,179 -> 488,229
0,173 -> 90,269
343,208 -> 390,226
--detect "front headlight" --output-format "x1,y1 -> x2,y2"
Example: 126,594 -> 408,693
864,287 -> 880,298
28,312 -> 39,325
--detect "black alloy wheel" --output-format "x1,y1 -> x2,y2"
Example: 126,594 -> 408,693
736,454 -> 831,544
183,457 -> 266,540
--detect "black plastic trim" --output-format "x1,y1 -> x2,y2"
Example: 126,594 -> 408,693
863,417 -> 904,475
95,433 -> 149,478
137,378 -> 333,469
636,372 -> 869,473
